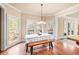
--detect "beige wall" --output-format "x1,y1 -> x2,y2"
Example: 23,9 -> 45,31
58,17 -> 64,37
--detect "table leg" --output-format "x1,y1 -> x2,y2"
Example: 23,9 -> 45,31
30,46 -> 33,55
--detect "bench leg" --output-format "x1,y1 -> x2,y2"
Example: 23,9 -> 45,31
30,46 -> 33,55
49,42 -> 53,49
50,42 -> 53,48
26,43 -> 28,52
49,42 -> 51,49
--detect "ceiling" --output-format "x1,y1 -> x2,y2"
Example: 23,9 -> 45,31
9,3 -> 77,15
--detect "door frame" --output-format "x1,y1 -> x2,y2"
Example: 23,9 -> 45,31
0,3 -> 7,51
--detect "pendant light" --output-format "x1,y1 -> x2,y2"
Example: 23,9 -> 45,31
37,4 -> 46,24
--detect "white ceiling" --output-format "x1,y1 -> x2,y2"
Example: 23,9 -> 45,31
10,3 -> 77,15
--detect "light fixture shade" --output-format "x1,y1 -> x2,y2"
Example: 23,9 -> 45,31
37,21 -> 46,24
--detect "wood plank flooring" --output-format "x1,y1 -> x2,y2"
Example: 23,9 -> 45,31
0,39 -> 79,55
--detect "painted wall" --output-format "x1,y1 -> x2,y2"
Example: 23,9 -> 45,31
57,17 -> 64,37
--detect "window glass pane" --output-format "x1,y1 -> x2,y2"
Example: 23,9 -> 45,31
7,15 -> 21,45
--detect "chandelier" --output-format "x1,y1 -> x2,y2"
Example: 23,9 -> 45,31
37,4 -> 46,24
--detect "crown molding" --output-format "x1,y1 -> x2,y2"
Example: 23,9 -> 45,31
22,11 -> 54,16
63,16 -> 79,20
55,4 -> 79,17
4,3 -> 54,16
4,3 -> 22,13
4,3 -> 78,17
22,11 -> 41,16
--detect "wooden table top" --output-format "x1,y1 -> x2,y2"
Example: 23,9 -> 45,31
67,35 -> 79,42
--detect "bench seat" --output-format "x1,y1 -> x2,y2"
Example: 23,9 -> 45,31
26,40 -> 53,55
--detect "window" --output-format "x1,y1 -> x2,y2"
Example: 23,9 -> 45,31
7,15 -> 21,46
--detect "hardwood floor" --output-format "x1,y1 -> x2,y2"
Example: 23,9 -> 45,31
1,39 -> 79,55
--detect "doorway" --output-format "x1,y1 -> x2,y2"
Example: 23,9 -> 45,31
0,8 -> 1,51
0,5 -> 7,51
0,6 -> 4,51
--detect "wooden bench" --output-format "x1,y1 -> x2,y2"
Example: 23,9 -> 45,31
26,40 -> 53,55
